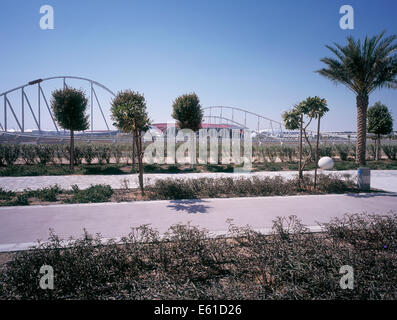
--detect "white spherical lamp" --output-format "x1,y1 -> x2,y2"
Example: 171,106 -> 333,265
318,156 -> 334,170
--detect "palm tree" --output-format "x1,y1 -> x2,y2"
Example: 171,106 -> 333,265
317,31 -> 397,165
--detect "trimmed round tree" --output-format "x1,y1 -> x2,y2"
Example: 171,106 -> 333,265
317,31 -> 397,165
51,87 -> 89,171
172,93 -> 203,131
111,90 -> 150,196
367,102 -> 393,161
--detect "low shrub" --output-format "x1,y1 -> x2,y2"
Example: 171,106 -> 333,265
112,145 -> 123,164
35,145 -> 55,165
280,145 -> 296,162
164,164 -> 180,173
0,145 -> 20,166
0,213 -> 395,299
83,165 -> 124,175
7,194 -> 30,206
318,145 -> 333,157
67,184 -> 114,203
82,145 -> 96,164
264,145 -> 278,162
382,144 -> 397,160
150,174 -> 355,200
24,185 -> 62,202
335,144 -> 349,161
348,144 -> 356,159
20,144 -> 37,165
63,145 -> 84,165
0,188 -> 15,200
367,144 -> 376,160
152,179 -> 198,199
0,164 -> 73,177
96,145 -> 111,165
306,174 -> 355,193
204,164 -> 234,172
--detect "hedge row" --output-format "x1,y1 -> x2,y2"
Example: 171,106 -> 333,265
149,174 -> 356,200
0,143 -> 396,166
0,144 -> 131,166
253,143 -> 396,162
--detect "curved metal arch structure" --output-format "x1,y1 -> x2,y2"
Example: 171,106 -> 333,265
0,76 -> 116,134
203,106 -> 285,136
202,115 -> 249,130
1,79 -> 344,143
203,107 -> 349,142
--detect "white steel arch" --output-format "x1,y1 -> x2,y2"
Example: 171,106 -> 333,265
0,76 -> 116,134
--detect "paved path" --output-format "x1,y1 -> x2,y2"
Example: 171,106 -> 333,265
1,170 -> 397,192
0,193 -> 396,252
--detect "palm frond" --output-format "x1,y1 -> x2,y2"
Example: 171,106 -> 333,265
317,31 -> 397,96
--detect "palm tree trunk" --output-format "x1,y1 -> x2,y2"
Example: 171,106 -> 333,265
356,94 -> 368,166
70,130 -> 74,171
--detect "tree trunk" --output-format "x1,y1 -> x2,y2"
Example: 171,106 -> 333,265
374,138 -> 378,161
377,134 -> 381,161
70,130 -> 74,171
356,94 -> 369,166
132,136 -> 136,167
314,116 -> 321,190
135,132 -> 144,196
298,114 -> 303,181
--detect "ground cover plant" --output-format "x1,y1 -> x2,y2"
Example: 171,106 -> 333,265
0,184 -> 114,206
0,212 -> 395,299
65,184 -> 114,204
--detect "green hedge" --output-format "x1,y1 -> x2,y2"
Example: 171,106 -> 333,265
0,142 -> 396,167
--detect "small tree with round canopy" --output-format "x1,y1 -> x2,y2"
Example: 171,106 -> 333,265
111,90 -> 151,196
172,93 -> 203,132
172,93 -> 203,166
51,87 -> 89,171
367,102 -> 393,161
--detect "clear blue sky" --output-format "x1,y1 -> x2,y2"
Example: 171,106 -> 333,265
1,0 -> 396,131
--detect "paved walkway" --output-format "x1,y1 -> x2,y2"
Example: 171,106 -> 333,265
0,193 -> 396,252
1,170 -> 397,192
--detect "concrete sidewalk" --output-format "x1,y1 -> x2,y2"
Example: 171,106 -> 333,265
1,170 -> 397,192
0,193 -> 396,252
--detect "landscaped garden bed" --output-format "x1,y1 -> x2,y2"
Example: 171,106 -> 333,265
0,213 -> 396,299
0,174 -> 372,206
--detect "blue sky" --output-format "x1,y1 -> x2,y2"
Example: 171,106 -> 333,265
1,0 -> 396,131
